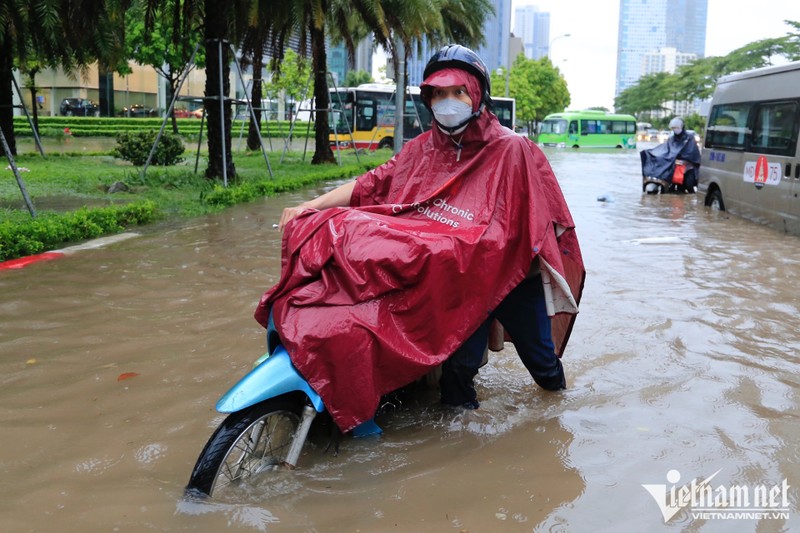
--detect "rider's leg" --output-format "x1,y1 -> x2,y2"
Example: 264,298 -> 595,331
493,276 -> 566,391
439,319 -> 491,408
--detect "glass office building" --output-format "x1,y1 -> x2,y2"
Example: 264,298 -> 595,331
616,0 -> 707,96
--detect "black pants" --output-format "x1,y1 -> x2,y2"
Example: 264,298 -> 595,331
440,275 -> 566,406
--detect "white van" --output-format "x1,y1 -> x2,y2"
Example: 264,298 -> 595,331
698,61 -> 800,235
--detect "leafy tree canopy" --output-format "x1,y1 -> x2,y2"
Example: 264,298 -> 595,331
615,19 -> 799,119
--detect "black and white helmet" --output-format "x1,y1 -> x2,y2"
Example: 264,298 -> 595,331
422,44 -> 492,108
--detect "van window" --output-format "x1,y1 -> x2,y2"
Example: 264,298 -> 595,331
750,101 -> 799,156
705,103 -> 751,149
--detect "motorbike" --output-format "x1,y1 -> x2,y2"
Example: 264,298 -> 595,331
640,131 -> 701,195
186,313 -> 426,498
642,158 -> 698,194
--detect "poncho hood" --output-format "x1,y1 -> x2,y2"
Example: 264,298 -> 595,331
255,111 -> 584,432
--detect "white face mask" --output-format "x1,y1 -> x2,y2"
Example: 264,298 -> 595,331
431,98 -> 473,129
672,127 -> 682,135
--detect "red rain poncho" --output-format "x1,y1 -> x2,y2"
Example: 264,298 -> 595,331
255,110 -> 584,432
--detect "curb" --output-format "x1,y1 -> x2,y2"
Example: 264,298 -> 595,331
0,232 -> 140,271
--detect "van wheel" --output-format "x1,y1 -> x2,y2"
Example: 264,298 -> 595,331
378,137 -> 393,149
706,189 -> 725,211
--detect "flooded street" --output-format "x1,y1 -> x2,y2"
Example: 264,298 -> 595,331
1,145 -> 798,532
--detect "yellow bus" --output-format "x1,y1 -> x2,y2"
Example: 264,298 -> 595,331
329,83 -> 516,150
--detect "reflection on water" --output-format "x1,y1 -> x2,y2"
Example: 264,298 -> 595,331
1,149 -> 798,531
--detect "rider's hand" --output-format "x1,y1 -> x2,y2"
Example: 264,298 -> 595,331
278,205 -> 310,232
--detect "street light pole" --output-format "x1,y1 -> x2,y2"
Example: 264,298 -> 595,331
548,33 -> 571,59
496,67 -> 509,98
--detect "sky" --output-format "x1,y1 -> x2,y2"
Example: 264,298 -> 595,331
511,0 -> 800,110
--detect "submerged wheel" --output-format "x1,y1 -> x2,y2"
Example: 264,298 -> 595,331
378,136 -> 393,149
706,189 -> 725,211
187,397 -> 304,497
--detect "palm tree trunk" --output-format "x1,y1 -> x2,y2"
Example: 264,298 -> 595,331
246,49 -> 264,152
0,45 -> 16,157
203,0 -> 235,181
29,85 -> 40,133
310,24 -> 335,165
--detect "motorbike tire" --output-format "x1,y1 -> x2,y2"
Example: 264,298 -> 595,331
187,396 -> 305,497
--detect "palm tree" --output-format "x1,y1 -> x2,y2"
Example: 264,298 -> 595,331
202,0 -> 237,180
261,0 -> 391,165
239,1 -> 296,152
1,0 -> 131,156
1,1 -> 67,156
375,0 -> 491,151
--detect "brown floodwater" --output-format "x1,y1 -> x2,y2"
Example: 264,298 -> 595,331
1,146 -> 798,532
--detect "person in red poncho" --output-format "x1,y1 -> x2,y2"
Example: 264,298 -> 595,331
257,45 -> 585,432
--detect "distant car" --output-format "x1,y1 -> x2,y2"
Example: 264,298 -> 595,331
60,98 -> 98,117
657,130 -> 671,143
120,104 -> 158,118
646,128 -> 659,141
190,107 -> 204,118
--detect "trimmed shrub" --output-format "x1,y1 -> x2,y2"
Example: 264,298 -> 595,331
112,130 -> 185,166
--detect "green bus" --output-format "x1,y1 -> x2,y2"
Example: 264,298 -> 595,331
538,110 -> 638,149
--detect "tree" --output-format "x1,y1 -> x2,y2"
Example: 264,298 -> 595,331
784,20 -> 800,60
126,0 -> 205,133
614,19 -> 800,118
1,0 -> 131,156
500,55 -> 569,133
201,0 -> 251,181
239,23 -> 270,151
264,0 -> 393,165
1,1 -> 67,155
344,70 -> 373,87
614,71 -> 673,118
378,0 -> 493,152
266,50 -> 312,112
17,54 -> 50,134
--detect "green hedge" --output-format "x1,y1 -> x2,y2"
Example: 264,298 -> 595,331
0,201 -> 157,261
204,165 -> 372,207
12,117 -> 308,138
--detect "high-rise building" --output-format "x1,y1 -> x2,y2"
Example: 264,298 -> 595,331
514,5 -> 551,60
327,36 -> 374,86
476,0 -> 512,72
615,0 -> 707,96
406,0 -> 511,87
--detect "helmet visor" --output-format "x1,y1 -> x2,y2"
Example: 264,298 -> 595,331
420,68 -> 481,112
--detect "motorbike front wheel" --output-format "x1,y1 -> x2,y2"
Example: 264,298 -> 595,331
187,397 -> 304,497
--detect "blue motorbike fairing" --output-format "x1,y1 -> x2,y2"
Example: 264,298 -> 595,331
215,346 -> 325,413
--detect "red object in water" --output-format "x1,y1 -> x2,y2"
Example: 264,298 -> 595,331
117,372 -> 140,381
255,111 -> 585,432
0,252 -> 64,270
